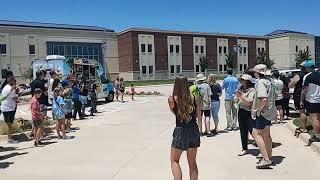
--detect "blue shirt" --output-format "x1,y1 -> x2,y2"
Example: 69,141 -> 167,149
222,75 -> 240,100
53,96 -> 65,111
72,86 -> 80,101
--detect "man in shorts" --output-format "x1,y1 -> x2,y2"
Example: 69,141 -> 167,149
196,74 -> 213,137
252,64 -> 276,169
300,60 -> 320,141
1,77 -> 19,144
289,62 -> 308,134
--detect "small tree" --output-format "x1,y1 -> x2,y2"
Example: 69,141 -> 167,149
257,51 -> 275,69
198,56 -> 209,73
295,50 -> 311,68
225,53 -> 236,69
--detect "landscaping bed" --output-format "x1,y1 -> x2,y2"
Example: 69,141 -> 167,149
0,118 -> 55,135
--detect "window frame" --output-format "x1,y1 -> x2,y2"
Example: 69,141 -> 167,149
195,65 -> 200,73
176,45 -> 180,54
200,46 -> 204,54
223,46 -> 227,54
296,45 -> 298,52
170,45 -> 174,53
243,47 -> 247,54
142,66 -> 147,75
0,44 -> 6,55
141,44 -> 146,53
195,45 -> 199,54
148,44 -> 152,53
176,65 -> 181,74
170,65 -> 175,74
219,46 -> 222,54
149,65 -> 153,74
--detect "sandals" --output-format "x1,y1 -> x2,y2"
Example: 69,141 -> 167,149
238,150 -> 248,156
294,128 -> 308,137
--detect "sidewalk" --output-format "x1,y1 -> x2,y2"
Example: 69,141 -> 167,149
286,120 -> 320,153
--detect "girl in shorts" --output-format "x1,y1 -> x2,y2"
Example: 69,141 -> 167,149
53,88 -> 70,139
64,88 -> 73,132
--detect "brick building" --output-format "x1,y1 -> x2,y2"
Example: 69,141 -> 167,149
118,28 -> 268,80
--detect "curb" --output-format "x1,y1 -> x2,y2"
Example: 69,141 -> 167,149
135,84 -> 173,88
286,120 -> 320,154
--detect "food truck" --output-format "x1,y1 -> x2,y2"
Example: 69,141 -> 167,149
32,55 -> 115,102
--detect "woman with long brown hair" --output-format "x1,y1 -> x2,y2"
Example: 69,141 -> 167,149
168,75 -> 201,180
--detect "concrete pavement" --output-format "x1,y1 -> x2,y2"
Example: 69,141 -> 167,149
1,85 -> 320,180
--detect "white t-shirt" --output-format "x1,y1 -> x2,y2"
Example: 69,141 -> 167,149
48,78 -> 54,103
1,84 -> 17,112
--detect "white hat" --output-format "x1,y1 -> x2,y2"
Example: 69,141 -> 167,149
241,74 -> 253,81
254,64 -> 268,75
196,74 -> 206,81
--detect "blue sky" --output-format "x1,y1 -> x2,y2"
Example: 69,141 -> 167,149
0,0 -> 318,35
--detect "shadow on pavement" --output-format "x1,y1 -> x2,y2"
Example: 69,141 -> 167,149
0,152 -> 28,161
272,142 -> 282,148
0,146 -> 17,152
12,134 -> 33,143
217,130 -> 229,134
247,149 -> 260,156
271,156 -> 286,166
0,162 -> 14,169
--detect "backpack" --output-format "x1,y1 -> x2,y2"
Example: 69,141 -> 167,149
189,85 -> 201,98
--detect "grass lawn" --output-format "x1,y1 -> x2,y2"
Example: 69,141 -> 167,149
126,80 -> 175,86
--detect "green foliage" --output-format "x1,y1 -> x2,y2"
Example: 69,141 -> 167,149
198,56 -> 209,72
295,50 -> 311,68
257,51 -> 275,69
225,53 -> 236,69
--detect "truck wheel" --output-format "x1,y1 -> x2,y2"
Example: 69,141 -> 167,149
106,92 -> 114,102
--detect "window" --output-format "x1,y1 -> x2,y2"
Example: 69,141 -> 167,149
176,65 -> 181,74
0,44 -> 6,54
142,66 -> 147,74
170,65 -> 175,74
258,48 -> 261,53
148,44 -> 152,53
224,65 -> 227,71
219,46 -> 222,54
262,48 -> 265,52
224,46 -> 227,54
196,65 -> 200,72
307,46 -> 309,52
176,45 -> 180,53
240,64 -> 243,71
170,45 -> 174,53
29,45 -> 35,55
239,47 -> 243,54
244,64 -> 247,70
296,45 -> 298,52
149,65 -> 153,74
59,46 -> 65,56
195,46 -> 199,53
219,65 -> 223,71
141,44 -> 146,52
200,46 -> 204,53
243,47 -> 247,54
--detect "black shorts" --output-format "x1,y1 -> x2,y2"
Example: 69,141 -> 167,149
172,126 -> 200,151
252,115 -> 271,130
33,120 -> 43,128
305,101 -> 320,114
3,111 -> 16,124
275,99 -> 284,106
65,112 -> 72,119
201,110 -> 211,117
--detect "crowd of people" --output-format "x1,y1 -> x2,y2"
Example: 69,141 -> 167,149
168,60 -> 320,179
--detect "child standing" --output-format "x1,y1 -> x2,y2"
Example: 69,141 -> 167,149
64,88 -> 73,132
53,88 -> 70,139
30,88 -> 44,147
130,83 -> 135,101
119,78 -> 125,103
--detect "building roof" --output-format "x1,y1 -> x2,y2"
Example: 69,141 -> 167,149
265,30 -> 312,38
0,20 -> 114,32
118,27 -> 268,39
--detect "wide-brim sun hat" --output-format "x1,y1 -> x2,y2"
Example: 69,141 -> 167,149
254,64 -> 269,75
196,73 -> 206,81
241,74 -> 252,81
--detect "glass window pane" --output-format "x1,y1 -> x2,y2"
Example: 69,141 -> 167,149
93,47 -> 98,55
240,64 -> 243,71
262,48 -> 265,52
224,46 -> 227,54
219,46 -> 222,54
176,45 -> 180,53
224,65 -> 227,71
88,46 -> 93,54
141,44 -> 146,52
72,46 -> 78,56
244,47 -> 247,54
196,65 -> 200,72
195,46 -> 199,53
78,46 -> 83,56
142,66 -> 147,74
149,65 -> 153,74
59,45 -> 65,55
244,64 -> 247,71
29,45 -> 35,55
219,65 -> 223,71
170,65 -> 175,73
176,65 -> 180,73
66,46 -> 71,56
200,46 -> 204,53
170,45 -> 174,53
148,44 -> 152,53
53,45 -> 59,54
0,44 -> 7,54
83,46 -> 88,55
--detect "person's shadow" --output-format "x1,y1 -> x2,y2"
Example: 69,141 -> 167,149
0,152 -> 28,161
271,156 -> 286,166
0,162 -> 14,169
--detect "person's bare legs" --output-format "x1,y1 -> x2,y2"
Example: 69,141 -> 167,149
60,119 -> 66,137
6,123 -> 13,140
311,113 -> 320,136
263,126 -> 272,159
252,128 -> 270,161
121,92 -> 124,103
277,105 -> 284,123
300,110 -> 308,130
116,92 -> 119,101
35,127 -> 40,143
187,148 -> 198,180
198,116 -> 203,133
56,121 -> 61,138
170,147 -> 183,180
205,116 -> 211,133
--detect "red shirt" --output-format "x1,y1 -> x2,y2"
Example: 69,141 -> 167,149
30,97 -> 41,121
